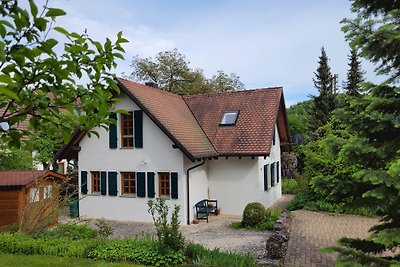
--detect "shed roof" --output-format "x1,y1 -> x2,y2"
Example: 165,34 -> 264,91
0,170 -> 65,187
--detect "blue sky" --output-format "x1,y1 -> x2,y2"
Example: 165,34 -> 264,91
49,0 -> 382,106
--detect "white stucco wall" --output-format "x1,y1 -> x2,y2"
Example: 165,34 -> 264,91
78,93 -> 186,222
258,125 -> 282,208
208,157 -> 259,215
184,157 -> 208,223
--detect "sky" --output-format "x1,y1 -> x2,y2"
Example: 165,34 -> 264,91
46,0 -> 382,106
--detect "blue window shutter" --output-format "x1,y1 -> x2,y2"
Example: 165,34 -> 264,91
108,172 -> 118,196
171,172 -> 178,199
81,171 -> 88,194
263,165 -> 269,191
109,113 -> 118,149
277,162 -> 280,183
271,162 -> 275,187
137,172 -> 146,197
100,171 -> 107,195
147,172 -> 155,198
134,110 -> 143,148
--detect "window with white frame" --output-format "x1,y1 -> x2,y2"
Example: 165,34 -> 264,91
29,187 -> 40,203
44,185 -> 52,199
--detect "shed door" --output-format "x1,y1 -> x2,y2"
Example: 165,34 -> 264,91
0,189 -> 20,227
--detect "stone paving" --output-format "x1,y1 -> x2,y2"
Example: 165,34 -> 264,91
284,209 -> 381,267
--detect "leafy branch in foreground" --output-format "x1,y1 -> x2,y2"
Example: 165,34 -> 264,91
0,0 -> 128,148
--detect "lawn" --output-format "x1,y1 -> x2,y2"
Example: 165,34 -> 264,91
0,253 -> 144,267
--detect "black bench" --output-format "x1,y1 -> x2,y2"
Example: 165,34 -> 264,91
195,199 -> 218,222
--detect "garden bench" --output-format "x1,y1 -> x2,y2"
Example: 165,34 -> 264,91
195,199 -> 218,222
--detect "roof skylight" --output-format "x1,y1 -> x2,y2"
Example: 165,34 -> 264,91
220,111 -> 239,126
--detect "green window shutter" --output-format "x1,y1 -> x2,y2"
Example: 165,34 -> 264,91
137,172 -> 146,197
100,171 -> 107,195
271,162 -> 275,187
171,172 -> 178,199
81,171 -> 88,195
277,162 -> 280,183
109,113 -> 118,149
263,165 -> 269,191
147,172 -> 155,198
134,110 -> 143,148
272,127 -> 276,146
108,172 -> 118,196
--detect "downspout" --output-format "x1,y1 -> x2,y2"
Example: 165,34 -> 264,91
186,160 -> 205,225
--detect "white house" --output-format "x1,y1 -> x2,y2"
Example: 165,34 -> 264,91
56,78 -> 291,224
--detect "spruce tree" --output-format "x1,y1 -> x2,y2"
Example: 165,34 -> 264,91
343,48 -> 364,96
308,47 -> 337,135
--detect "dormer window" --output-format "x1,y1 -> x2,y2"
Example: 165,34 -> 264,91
220,110 -> 239,126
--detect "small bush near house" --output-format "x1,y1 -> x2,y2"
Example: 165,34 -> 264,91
95,219 -> 114,239
282,179 -> 299,194
241,202 -> 266,227
186,243 -> 256,267
230,204 -> 282,231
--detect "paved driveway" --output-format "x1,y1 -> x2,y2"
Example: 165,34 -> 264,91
284,209 -> 381,267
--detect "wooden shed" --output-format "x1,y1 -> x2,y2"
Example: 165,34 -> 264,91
0,170 -> 66,231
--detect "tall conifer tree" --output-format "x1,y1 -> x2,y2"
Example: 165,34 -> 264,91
344,48 -> 364,96
308,47 -> 337,135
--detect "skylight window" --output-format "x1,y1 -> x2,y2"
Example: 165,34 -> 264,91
220,111 -> 239,126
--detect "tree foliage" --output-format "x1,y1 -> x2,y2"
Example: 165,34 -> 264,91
129,48 -> 244,95
308,47 -> 337,135
298,1 -> 400,265
0,0 -> 128,148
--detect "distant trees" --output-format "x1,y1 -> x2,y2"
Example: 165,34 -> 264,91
308,47 -> 337,135
129,49 -> 244,95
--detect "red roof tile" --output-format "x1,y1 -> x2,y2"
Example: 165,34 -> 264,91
117,78 -> 218,160
184,88 -> 283,156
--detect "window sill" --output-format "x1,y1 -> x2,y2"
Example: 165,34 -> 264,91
120,194 -> 137,198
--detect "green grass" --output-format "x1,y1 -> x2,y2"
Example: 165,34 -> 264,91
0,253 -> 144,267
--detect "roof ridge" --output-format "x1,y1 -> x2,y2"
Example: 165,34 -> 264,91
116,77 -> 183,99
183,87 -> 283,99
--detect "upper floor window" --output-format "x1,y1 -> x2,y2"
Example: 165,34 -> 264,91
220,111 -> 239,126
91,171 -> 100,193
121,172 -> 136,195
121,112 -> 133,148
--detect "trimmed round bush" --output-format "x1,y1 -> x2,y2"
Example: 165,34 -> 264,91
241,202 -> 266,227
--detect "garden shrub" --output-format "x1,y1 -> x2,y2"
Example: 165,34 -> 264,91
36,224 -> 97,240
88,237 -> 185,266
241,202 -> 266,227
95,219 -> 114,239
186,242 -> 256,267
147,198 -> 185,252
282,178 -> 299,194
230,208 -> 281,231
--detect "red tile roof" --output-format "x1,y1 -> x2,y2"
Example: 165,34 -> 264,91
117,78 -> 218,160
0,170 -> 65,186
184,88 -> 283,156
57,79 -> 291,161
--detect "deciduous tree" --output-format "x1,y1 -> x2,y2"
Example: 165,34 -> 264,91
129,48 -> 244,95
